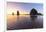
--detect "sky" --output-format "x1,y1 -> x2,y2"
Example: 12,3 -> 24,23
7,2 -> 43,14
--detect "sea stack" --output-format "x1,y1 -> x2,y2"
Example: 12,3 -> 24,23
12,12 -> 14,15
17,10 -> 19,15
30,8 -> 38,15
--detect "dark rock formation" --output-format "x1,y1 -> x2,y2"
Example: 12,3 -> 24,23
30,8 -> 38,15
12,12 -> 14,15
17,10 -> 19,15
37,13 -> 43,15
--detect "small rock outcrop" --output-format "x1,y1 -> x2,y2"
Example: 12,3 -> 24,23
17,10 -> 19,15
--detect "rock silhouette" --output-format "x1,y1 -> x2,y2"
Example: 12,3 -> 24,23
17,10 -> 19,15
30,8 -> 43,15
30,8 -> 38,15
12,12 -> 14,15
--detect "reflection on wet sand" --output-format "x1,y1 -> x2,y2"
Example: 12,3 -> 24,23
30,16 -> 43,28
7,15 -> 43,30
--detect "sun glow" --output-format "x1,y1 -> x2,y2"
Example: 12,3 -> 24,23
7,8 -> 29,15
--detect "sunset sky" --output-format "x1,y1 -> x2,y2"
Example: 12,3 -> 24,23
7,2 -> 43,14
